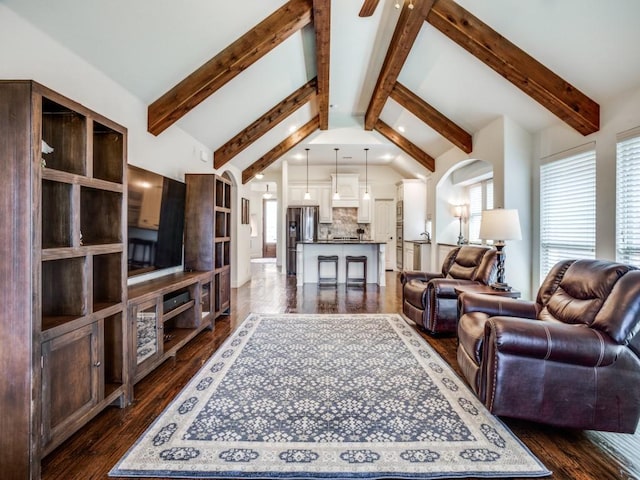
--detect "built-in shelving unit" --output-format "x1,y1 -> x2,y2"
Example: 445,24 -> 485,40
127,271 -> 213,397
0,80 -> 127,477
184,174 -> 232,318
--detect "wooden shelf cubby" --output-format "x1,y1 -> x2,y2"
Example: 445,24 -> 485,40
184,174 -> 232,318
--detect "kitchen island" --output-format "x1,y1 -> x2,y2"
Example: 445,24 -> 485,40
296,240 -> 386,286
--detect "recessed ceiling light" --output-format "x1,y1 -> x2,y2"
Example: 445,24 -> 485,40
398,126 -> 406,133
289,125 -> 297,133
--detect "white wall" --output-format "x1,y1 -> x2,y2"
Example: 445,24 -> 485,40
532,85 -> 640,287
502,117 -> 533,298
431,116 -> 534,299
0,5 -> 252,288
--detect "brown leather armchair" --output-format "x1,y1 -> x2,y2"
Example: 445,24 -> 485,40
400,246 -> 498,335
457,259 -> 640,433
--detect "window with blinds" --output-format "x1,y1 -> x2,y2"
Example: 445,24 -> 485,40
616,128 -> 640,267
540,146 -> 596,277
468,179 -> 493,243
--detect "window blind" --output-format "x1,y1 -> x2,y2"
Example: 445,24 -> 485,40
616,129 -> 640,266
468,180 -> 493,243
468,183 -> 483,242
540,148 -> 596,277
486,180 -> 494,210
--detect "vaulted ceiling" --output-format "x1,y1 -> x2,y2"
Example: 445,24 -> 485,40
5,0 -> 640,181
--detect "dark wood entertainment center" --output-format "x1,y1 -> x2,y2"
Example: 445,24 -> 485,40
0,80 -> 232,479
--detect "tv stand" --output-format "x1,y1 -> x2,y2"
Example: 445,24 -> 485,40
127,271 -> 214,398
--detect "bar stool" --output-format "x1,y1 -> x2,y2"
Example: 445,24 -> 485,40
345,255 -> 367,286
318,255 -> 339,286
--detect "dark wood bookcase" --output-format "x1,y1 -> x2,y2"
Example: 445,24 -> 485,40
184,174 -> 232,318
0,81 -> 127,479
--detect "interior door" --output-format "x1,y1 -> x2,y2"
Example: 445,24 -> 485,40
374,199 -> 395,270
262,199 -> 277,258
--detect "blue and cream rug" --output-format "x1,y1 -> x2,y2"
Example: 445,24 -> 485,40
110,313 -> 551,479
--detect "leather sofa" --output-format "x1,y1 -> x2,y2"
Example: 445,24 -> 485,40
400,246 -> 498,334
457,259 -> 640,433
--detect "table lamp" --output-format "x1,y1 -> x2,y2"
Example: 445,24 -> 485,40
479,208 -> 522,291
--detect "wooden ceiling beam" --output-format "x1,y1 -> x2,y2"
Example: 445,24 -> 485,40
364,0 -> 436,130
390,82 -> 472,153
427,0 -> 599,135
242,116 -> 320,184
148,0 -> 313,136
374,119 -> 435,171
359,0 -> 380,17
214,79 -> 317,169
313,0 -> 331,130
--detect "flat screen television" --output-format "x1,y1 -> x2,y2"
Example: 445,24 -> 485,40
127,165 -> 186,277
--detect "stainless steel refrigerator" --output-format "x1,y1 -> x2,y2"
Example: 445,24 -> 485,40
286,206 -> 319,275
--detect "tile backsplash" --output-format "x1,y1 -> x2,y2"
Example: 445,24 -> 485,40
318,208 -> 371,239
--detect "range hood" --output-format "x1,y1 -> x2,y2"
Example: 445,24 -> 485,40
331,173 -> 359,208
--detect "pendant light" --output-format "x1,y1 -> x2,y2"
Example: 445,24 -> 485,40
263,184 -> 272,199
333,148 -> 340,200
363,148 -> 370,200
395,1 -> 413,10
303,148 -> 311,200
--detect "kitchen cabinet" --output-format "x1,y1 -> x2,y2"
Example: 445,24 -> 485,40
438,243 -> 458,268
403,241 -> 415,271
404,241 -> 432,271
357,184 -> 372,223
288,184 -> 319,206
318,184 -> 333,223
396,179 -> 427,271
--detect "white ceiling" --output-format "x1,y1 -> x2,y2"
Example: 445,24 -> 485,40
4,0 -> 640,179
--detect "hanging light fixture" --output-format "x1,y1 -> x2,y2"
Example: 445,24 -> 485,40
333,148 -> 340,200
395,0 -> 413,9
363,148 -> 370,200
263,184 -> 273,199
304,148 -> 311,200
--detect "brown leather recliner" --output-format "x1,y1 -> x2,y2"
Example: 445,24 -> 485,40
457,259 -> 640,433
400,246 -> 498,334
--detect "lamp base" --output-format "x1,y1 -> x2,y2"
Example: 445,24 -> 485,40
490,282 -> 512,292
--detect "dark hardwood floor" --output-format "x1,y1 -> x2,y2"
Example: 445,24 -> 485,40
42,260 -> 640,480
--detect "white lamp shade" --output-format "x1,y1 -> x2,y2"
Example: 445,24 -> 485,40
479,209 -> 522,241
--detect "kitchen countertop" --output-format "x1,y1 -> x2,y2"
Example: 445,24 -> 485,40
405,240 -> 431,244
300,240 -> 385,244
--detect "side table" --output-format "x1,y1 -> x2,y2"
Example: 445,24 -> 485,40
454,284 -> 521,299
454,284 -> 521,319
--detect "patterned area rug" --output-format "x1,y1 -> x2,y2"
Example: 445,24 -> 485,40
110,314 -> 551,479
